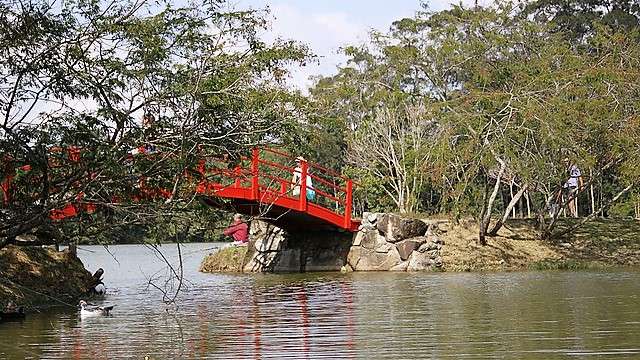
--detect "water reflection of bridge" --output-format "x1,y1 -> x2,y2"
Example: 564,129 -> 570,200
190,280 -> 356,359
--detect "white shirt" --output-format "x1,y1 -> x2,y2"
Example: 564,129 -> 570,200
292,166 -> 313,195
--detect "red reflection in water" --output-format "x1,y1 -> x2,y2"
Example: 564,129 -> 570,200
198,303 -> 210,357
252,295 -> 262,360
71,324 -> 108,360
296,288 -> 311,359
200,279 -> 357,358
72,326 -> 82,360
342,281 -> 356,358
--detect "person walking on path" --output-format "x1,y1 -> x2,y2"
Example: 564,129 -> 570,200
223,213 -> 248,245
563,158 -> 583,217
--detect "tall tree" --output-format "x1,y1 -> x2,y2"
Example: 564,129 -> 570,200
523,0 -> 640,41
0,0 -> 311,248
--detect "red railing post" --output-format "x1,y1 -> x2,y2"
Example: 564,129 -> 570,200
299,160 -> 307,211
280,180 -> 287,194
233,165 -> 241,188
1,176 -> 12,207
344,179 -> 353,228
251,148 -> 260,200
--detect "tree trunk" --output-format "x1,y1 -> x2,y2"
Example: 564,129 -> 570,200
479,159 -> 506,245
518,188 -> 525,219
488,183 -> 529,236
541,187 -> 564,239
510,181 -> 516,218
589,168 -> 595,215
0,215 -> 46,250
599,178 -> 604,218
479,183 -> 489,246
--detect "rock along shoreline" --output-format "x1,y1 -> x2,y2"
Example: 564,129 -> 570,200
0,245 -> 95,309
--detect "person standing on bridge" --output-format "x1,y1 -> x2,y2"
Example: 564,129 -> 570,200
292,156 -> 315,201
223,213 -> 248,246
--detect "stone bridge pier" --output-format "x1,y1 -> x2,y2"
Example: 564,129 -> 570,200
229,213 -> 446,273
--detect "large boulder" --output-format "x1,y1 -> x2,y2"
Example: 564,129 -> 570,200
376,214 -> 428,242
359,230 -> 388,252
243,250 -> 278,272
395,237 -> 427,261
348,246 -> 402,271
352,231 -> 365,246
418,241 -> 440,253
365,212 -> 379,224
374,242 -> 393,253
272,249 -> 301,272
390,260 -> 409,271
253,228 -> 285,252
305,249 -> 348,271
407,251 -> 434,271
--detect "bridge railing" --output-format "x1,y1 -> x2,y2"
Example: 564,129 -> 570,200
3,146 -> 359,228
257,148 -> 354,228
197,148 -> 355,229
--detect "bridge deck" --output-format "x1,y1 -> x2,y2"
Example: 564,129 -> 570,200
196,148 -> 360,232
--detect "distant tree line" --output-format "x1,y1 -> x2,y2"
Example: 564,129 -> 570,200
301,0 -> 640,244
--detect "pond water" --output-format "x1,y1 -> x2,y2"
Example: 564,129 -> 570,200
1,243 -> 639,359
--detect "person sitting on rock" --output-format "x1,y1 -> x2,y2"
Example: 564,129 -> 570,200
223,213 -> 248,246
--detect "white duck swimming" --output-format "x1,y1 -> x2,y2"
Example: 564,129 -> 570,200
79,300 -> 114,317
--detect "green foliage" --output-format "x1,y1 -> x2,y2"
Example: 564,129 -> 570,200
1,0 -> 313,246
3,0 -> 640,247
528,259 -> 606,271
523,0 -> 640,42
306,1 -> 640,239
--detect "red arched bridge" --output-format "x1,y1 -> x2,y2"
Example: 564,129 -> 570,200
1,147 -> 361,232
195,148 -> 360,232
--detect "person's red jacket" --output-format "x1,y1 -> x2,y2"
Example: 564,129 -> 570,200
223,221 -> 248,242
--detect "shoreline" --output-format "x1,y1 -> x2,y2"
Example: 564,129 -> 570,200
439,218 -> 640,272
199,218 -> 640,273
0,246 -> 95,310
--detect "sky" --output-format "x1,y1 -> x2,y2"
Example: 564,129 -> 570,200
227,0 -> 485,90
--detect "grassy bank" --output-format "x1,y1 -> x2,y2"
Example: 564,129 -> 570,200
199,246 -> 248,273
440,218 -> 640,271
0,246 -> 94,309
197,218 -> 639,273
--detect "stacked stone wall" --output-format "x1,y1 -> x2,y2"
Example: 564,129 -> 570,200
346,213 -> 444,271
201,213 -> 447,273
